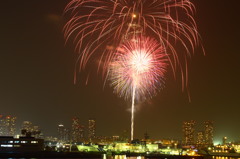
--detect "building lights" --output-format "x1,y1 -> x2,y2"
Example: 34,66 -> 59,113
1,144 -> 13,147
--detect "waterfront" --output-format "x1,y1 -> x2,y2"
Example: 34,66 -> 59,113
4,156 -> 240,159
1,155 -> 240,159
108,155 -> 240,159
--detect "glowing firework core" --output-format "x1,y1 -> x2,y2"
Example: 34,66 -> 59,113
131,50 -> 151,73
130,50 -> 153,86
109,37 -> 168,101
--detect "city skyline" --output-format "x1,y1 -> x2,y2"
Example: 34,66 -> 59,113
0,114 -> 235,146
0,0 -> 239,143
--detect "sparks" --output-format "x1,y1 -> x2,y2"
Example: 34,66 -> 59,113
108,37 -> 168,101
64,0 -> 201,89
108,36 -> 168,140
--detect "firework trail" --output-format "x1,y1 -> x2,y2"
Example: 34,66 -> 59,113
108,37 -> 168,140
64,0 -> 200,88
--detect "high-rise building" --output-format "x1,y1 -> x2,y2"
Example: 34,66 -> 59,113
21,121 -> 41,138
71,117 -> 84,143
88,119 -> 96,140
57,124 -> 70,143
196,131 -> 204,145
0,115 -> 16,136
22,121 -> 33,132
182,120 -> 195,145
58,124 -> 65,142
204,121 -> 213,146
222,136 -> 227,145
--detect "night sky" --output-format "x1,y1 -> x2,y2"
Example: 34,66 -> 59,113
0,0 -> 239,143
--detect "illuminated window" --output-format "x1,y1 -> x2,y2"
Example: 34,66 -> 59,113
1,144 -> 13,147
14,141 -> 20,143
31,141 -> 38,144
9,141 -> 13,143
21,141 -> 27,143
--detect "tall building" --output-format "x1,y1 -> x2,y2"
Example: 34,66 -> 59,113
22,121 -> 33,132
57,124 -> 70,143
57,124 -> 65,142
182,120 -> 195,145
21,121 -> 41,138
71,117 -> 84,143
88,119 -> 96,140
144,132 -> 150,140
204,121 -> 213,146
0,115 -> 16,136
222,136 -> 227,145
196,131 -> 204,146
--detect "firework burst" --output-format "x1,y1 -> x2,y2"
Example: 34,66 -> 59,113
108,36 -> 168,101
64,0 -> 200,88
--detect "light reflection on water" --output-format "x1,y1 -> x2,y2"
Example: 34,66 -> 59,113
104,155 -> 240,159
103,155 -> 145,159
212,157 -> 240,159
8,158 -> 37,159
6,156 -> 240,159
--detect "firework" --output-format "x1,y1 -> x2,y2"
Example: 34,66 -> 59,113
108,36 -> 168,140
64,0 -> 202,140
108,37 -> 168,101
64,0 -> 200,87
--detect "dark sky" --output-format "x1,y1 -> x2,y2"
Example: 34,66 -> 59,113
0,0 -> 239,143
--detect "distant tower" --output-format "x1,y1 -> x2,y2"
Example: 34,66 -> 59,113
0,115 -> 16,136
79,125 -> 84,139
21,121 -> 41,138
57,124 -> 70,143
64,128 -> 70,142
71,117 -> 84,143
222,136 -> 227,145
204,121 -> 213,146
196,131 -> 204,146
144,132 -> 150,140
0,115 -> 4,136
21,121 -> 33,136
32,125 -> 41,138
88,119 -> 96,141
58,124 -> 65,142
182,120 -> 196,145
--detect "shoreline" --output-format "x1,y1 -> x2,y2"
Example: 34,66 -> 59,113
0,151 -> 239,158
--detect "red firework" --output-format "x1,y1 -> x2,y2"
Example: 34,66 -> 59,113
108,36 -> 168,101
64,0 -> 201,90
